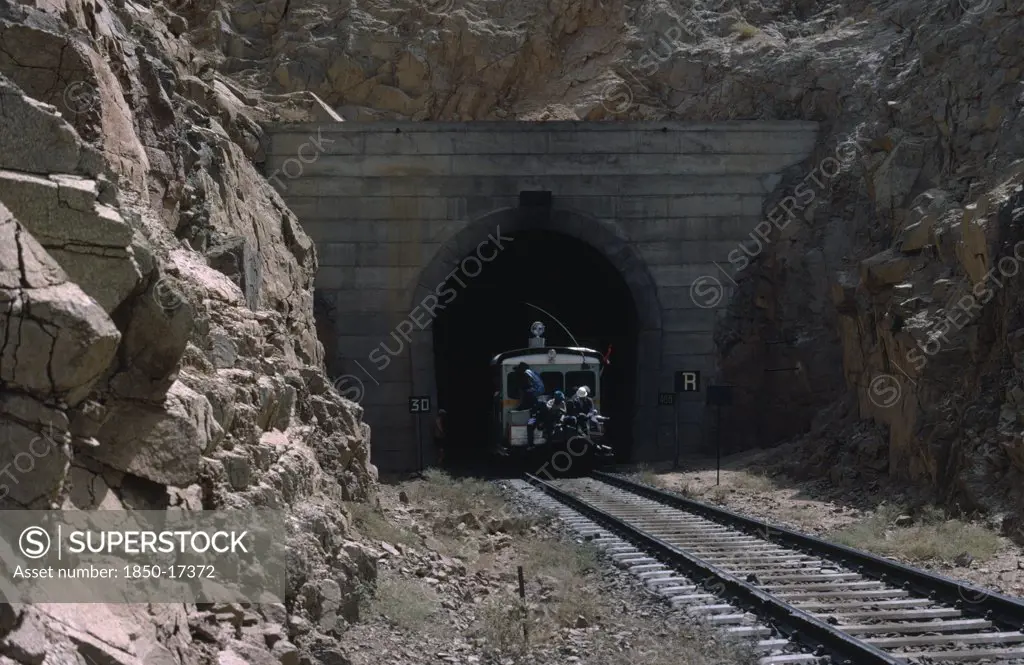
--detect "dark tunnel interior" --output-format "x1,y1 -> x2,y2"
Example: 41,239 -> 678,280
432,228 -> 639,470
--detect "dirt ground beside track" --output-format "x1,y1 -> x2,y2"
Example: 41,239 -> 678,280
344,471 -> 761,665
341,449 -> 1024,664
622,450 -> 1024,598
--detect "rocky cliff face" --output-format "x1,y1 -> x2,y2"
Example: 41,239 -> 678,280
0,0 -> 378,662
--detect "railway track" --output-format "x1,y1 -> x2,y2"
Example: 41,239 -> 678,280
516,471 -> 1024,665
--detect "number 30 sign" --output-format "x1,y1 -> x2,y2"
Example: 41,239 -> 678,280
409,396 -> 431,413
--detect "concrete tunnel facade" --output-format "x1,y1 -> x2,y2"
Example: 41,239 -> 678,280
263,121 -> 819,472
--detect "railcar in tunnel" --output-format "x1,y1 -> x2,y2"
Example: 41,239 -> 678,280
430,228 -> 639,472
488,333 -> 614,470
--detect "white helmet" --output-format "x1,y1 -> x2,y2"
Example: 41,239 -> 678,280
576,386 -> 589,399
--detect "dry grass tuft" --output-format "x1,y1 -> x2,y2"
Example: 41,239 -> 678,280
727,470 -> 776,492
703,470 -> 775,501
474,594 -> 531,653
474,536 -> 603,654
629,464 -> 668,488
730,21 -> 760,39
362,571 -> 440,633
519,536 -> 600,579
430,532 -> 480,561
829,503 -> 1002,564
408,469 -> 507,513
345,500 -> 419,548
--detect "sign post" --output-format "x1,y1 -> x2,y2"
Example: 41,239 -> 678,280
415,418 -> 422,472
674,400 -> 680,469
658,392 -> 677,467
672,372 -> 701,468
409,396 -> 432,472
706,385 -> 733,486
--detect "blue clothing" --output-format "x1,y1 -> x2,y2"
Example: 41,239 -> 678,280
515,368 -> 546,414
524,369 -> 545,395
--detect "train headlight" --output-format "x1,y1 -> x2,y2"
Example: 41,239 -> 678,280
547,349 -> 557,363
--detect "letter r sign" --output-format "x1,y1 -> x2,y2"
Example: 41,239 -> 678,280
674,371 -> 700,393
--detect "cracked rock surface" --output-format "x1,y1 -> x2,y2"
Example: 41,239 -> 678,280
0,0 -> 375,663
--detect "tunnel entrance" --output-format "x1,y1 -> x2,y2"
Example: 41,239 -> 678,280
432,228 -> 639,470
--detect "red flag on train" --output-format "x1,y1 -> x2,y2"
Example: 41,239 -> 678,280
603,345 -> 613,364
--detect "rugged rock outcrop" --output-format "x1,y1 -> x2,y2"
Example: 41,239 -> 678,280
0,0 -> 377,663
688,1 -> 1024,529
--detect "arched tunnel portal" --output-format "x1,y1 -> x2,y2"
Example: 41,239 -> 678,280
265,120 -> 822,472
410,207 -> 662,469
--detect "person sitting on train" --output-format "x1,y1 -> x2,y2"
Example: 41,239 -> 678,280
513,362 -> 546,412
546,390 -> 568,414
542,390 -> 568,439
568,386 -> 595,418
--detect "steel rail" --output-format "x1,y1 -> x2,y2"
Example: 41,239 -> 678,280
593,470 -> 1024,631
524,472 -> 905,665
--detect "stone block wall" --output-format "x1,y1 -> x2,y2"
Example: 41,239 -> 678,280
265,121 -> 818,471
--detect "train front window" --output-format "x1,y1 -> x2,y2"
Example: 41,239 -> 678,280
540,372 -> 563,395
566,371 -> 597,398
